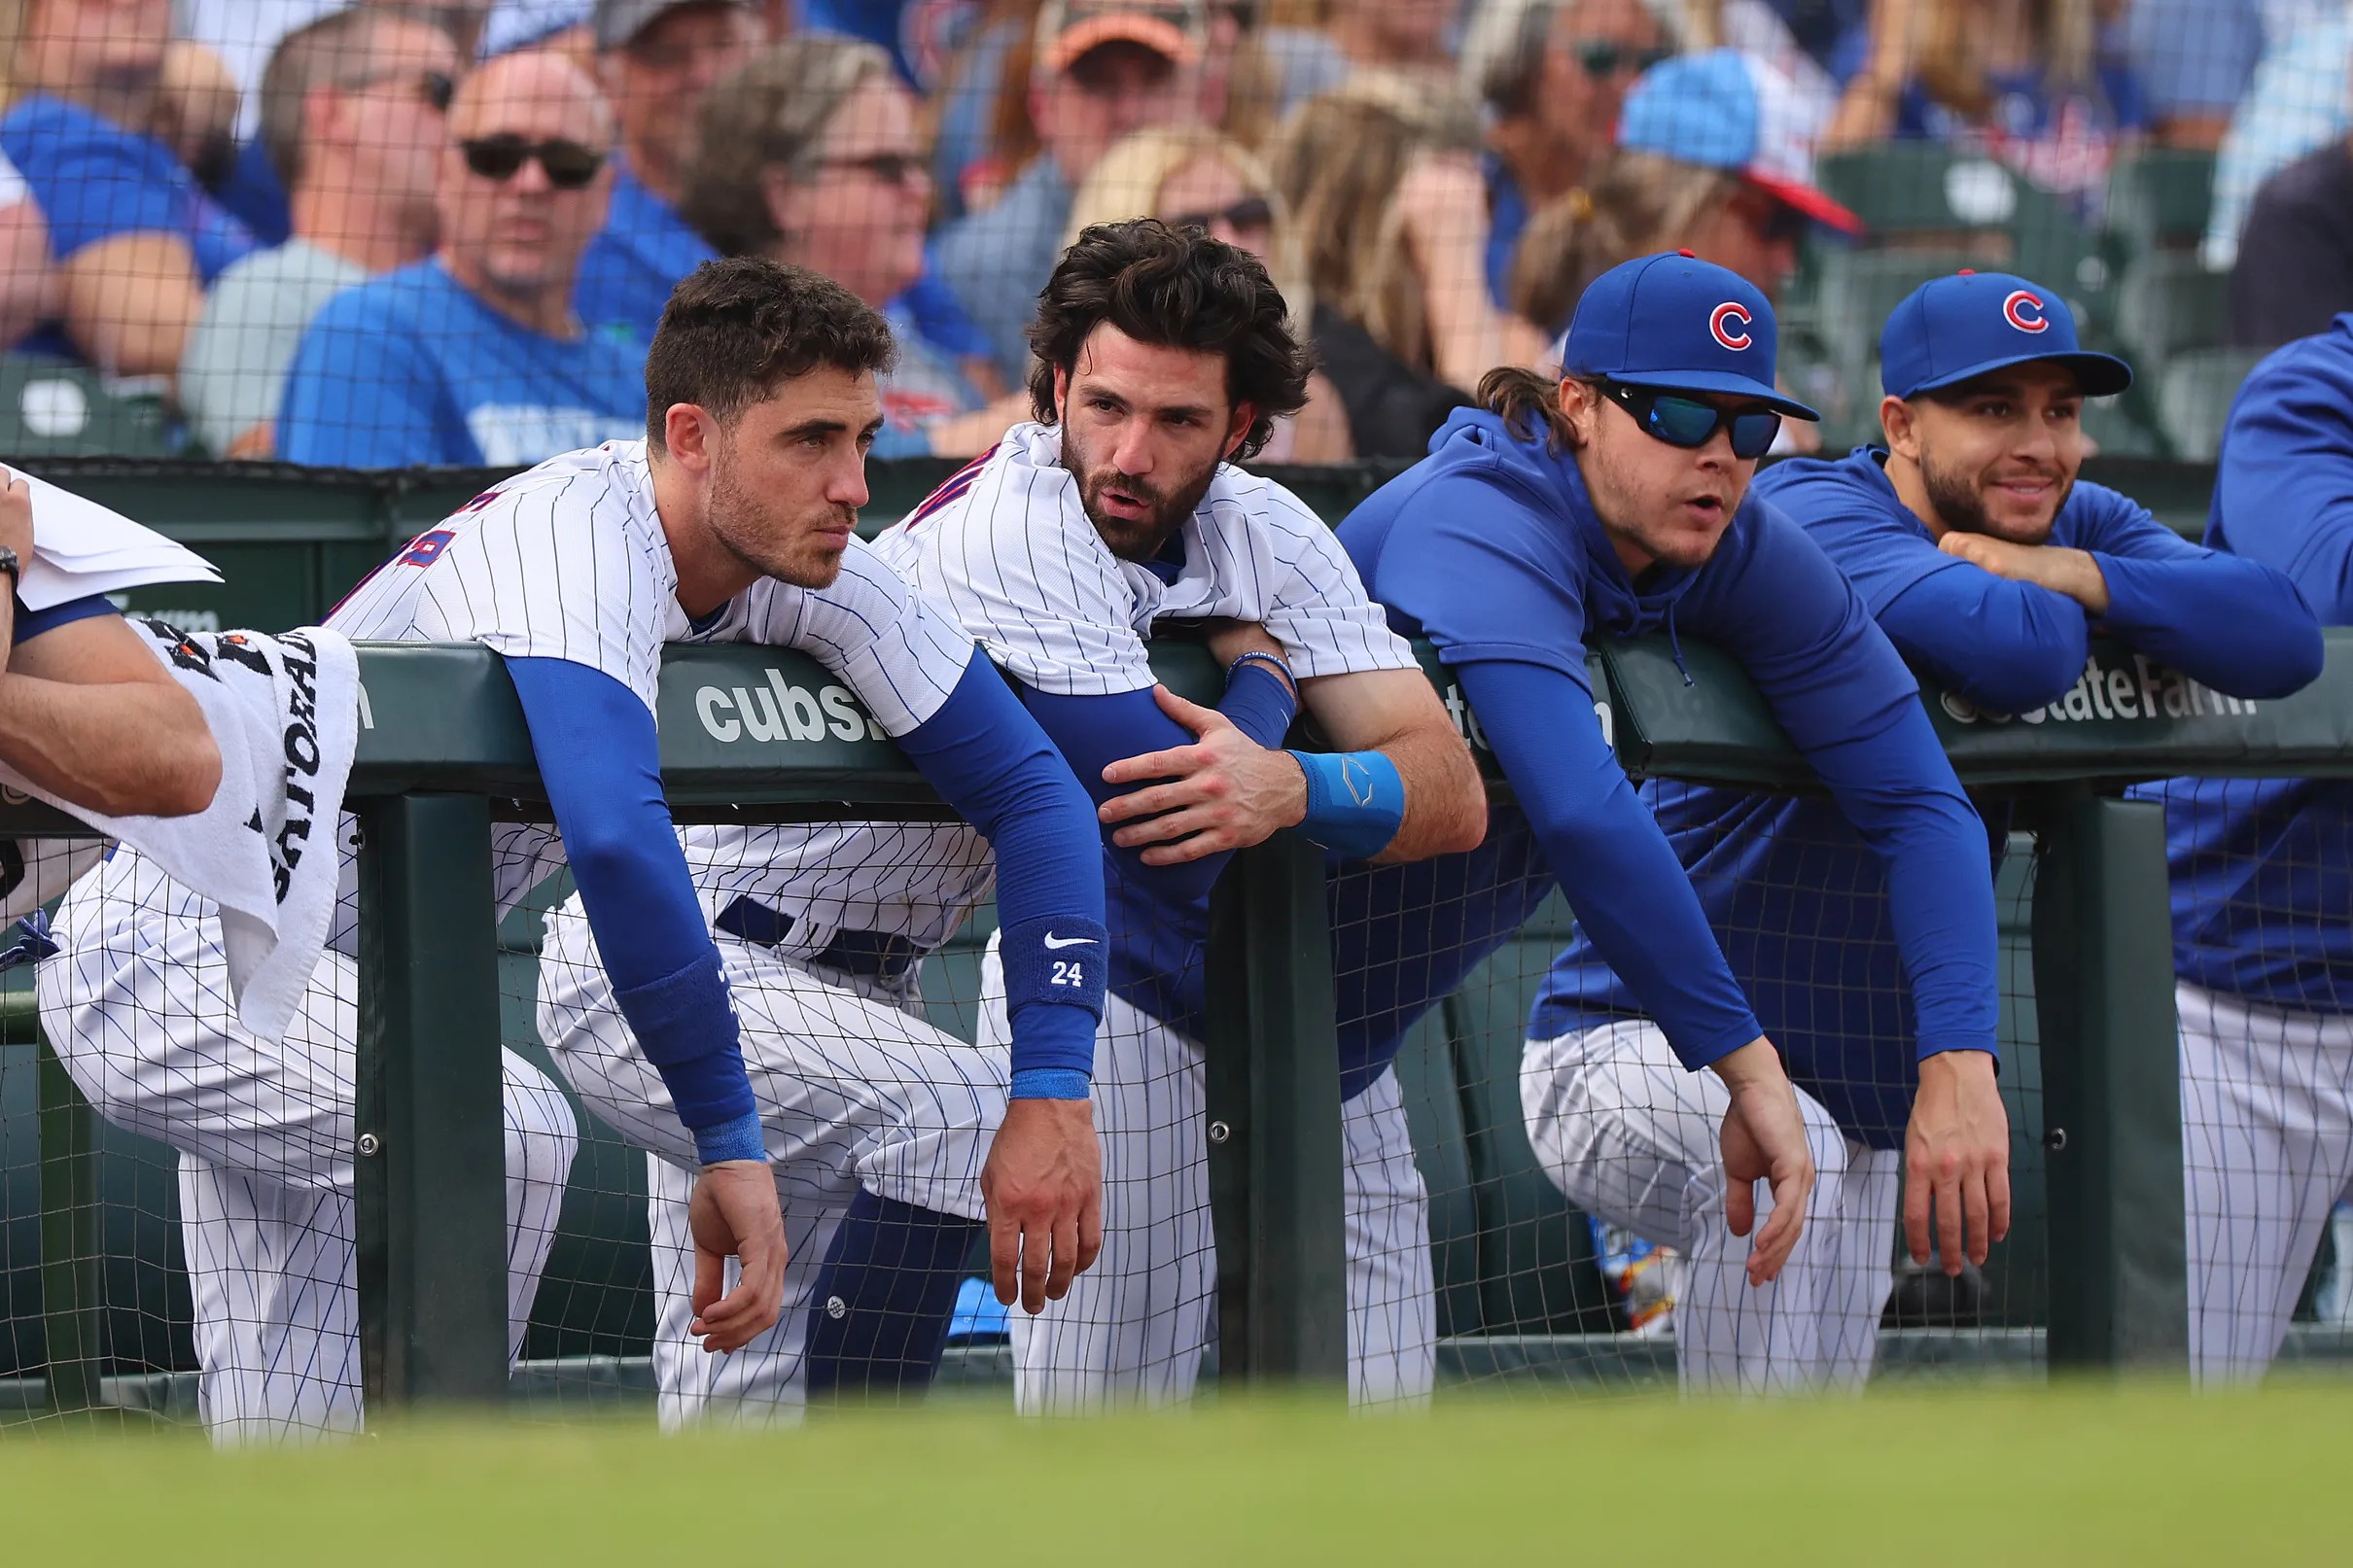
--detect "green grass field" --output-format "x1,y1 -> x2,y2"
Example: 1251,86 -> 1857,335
2,1380 -> 2339,1564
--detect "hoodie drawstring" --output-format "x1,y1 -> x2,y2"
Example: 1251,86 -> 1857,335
1667,601 -> 1694,687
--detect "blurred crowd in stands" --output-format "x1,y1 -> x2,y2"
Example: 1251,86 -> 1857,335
0,0 -> 2331,468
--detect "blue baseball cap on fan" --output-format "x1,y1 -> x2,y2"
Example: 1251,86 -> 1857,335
1555,251 -> 1820,419
1880,270 -> 2133,400
1617,49 -> 1864,235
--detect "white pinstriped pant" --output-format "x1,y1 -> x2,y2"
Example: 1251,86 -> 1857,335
1523,1020 -> 1900,1396
977,932 -> 1435,1411
2179,981 -> 2353,1384
38,849 -> 578,1443
536,906 -> 1004,1428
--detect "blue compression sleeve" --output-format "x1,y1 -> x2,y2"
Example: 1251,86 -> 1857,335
896,653 -> 1106,1096
1874,568 -> 2091,715
1221,658 -> 1298,749
504,657 -> 759,1159
2093,550 -> 2326,699
1457,657 -> 1761,1069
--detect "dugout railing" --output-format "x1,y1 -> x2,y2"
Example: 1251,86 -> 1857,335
13,627 -> 2353,1416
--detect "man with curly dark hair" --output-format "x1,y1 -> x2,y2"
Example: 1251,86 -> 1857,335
879,218 -> 1486,1411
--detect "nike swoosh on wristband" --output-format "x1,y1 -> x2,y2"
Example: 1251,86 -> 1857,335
1042,932 -> 1099,949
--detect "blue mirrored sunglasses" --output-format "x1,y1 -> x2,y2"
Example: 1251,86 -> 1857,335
1603,379 -> 1782,460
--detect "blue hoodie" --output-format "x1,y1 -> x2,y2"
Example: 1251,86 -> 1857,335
1567,445 -> 2322,1143
2144,320 -> 2353,1016
1328,409 -> 2000,1120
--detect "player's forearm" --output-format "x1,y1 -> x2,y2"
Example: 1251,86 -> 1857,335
2094,551 -> 2327,698
1879,566 -> 2090,714
898,656 -> 1107,1093
1808,706 -> 2002,1063
505,656 -> 760,1157
1459,657 -> 1758,1066
1365,717 -> 1487,864
0,672 -> 219,818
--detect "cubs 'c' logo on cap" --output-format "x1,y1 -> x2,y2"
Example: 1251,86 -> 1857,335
2003,290 -> 2050,333
1709,301 -> 1753,351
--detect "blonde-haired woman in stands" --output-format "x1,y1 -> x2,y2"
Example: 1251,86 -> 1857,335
1265,76 -> 1549,459
1062,124 -> 1350,462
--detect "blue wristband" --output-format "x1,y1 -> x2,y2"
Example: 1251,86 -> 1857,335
693,1109 -> 767,1167
1286,749 -> 1405,859
999,913 -> 1108,1028
1009,1067 -> 1093,1100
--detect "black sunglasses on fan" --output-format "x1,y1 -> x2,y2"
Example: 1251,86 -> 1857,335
1165,194 -> 1274,234
1570,39 -> 1672,78
1603,378 -> 1782,459
457,134 -> 606,190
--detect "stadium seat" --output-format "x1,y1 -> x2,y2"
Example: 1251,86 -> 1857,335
2104,148 -> 2218,258
2157,348 -> 2266,462
2114,254 -> 2229,375
0,355 -> 179,459
1811,251 -> 1978,377
1817,144 -> 2002,238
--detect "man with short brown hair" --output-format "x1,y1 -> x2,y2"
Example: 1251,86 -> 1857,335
181,8 -> 462,458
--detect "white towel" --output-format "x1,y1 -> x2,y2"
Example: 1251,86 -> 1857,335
5,620 -> 360,1041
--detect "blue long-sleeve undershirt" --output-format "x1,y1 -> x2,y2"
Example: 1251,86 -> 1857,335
1876,568 -> 2090,715
505,656 -> 755,1138
1457,655 -> 1761,1070
2094,550 -> 2325,698
1014,681 -> 1261,912
896,651 -> 1106,1083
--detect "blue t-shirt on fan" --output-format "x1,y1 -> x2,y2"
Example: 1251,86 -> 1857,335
574,160 -> 716,349
278,258 -> 646,468
0,93 -> 259,361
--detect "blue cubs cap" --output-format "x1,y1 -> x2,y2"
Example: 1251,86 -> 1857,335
1880,271 -> 2133,400
1556,251 -> 1819,420
1617,50 -> 1864,235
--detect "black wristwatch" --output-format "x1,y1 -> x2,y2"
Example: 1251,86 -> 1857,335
0,547 -> 19,588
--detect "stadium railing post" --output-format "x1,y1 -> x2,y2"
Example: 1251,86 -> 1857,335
1203,830 -> 1349,1391
2027,788 -> 2190,1373
36,1027 -> 106,1414
354,790 -> 509,1413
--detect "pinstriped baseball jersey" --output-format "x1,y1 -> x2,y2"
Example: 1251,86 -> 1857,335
322,439 -> 977,942
873,422 -> 1418,690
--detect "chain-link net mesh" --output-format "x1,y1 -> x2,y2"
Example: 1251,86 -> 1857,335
2,0 -> 2349,1438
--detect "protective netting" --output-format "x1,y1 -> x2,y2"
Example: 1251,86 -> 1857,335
0,0 -> 2284,465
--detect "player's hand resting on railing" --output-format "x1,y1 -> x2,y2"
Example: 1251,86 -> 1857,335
1938,531 -> 2110,614
1906,1049 -> 2012,1274
1711,1037 -> 1818,1285
1098,684 -> 1308,864
982,1098 -> 1106,1314
686,1159 -> 789,1353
